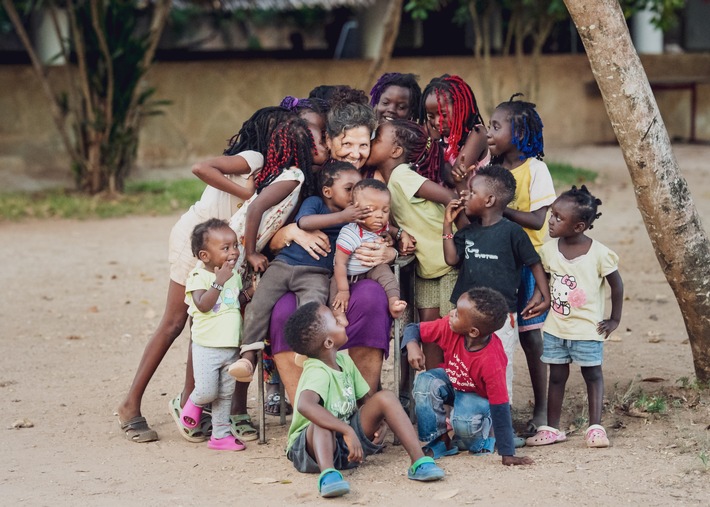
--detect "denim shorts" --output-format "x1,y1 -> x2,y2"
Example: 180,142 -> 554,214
541,332 -> 604,367
286,410 -> 382,473
517,265 -> 549,331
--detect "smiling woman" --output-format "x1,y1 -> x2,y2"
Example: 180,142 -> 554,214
324,87 -> 377,170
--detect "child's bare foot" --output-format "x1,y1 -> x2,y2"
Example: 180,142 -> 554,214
502,455 -> 534,466
228,357 -> 255,382
389,298 -> 407,319
333,310 -> 349,327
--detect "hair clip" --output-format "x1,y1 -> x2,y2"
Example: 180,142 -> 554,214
425,137 -> 432,151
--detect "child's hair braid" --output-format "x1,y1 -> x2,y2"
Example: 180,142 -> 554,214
280,95 -> 330,116
387,119 -> 443,183
318,160 -> 359,191
223,106 -> 294,156
190,218 -> 231,258
419,74 -> 483,162
495,93 -> 545,162
255,117 -> 316,198
369,72 -> 422,121
559,184 -> 603,229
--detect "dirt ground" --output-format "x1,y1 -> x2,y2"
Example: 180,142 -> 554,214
2,144 -> 710,506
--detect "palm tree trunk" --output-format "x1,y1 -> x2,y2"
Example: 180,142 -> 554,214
563,0 -> 710,381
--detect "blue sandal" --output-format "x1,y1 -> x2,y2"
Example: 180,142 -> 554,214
408,456 -> 445,481
318,468 -> 350,498
422,439 -> 459,460
469,436 -> 496,456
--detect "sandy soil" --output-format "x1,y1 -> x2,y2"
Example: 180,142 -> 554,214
2,144 -> 709,506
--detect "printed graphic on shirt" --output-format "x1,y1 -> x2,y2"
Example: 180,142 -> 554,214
465,239 -> 500,261
446,352 -> 478,391
550,272 -> 587,316
329,373 -> 357,421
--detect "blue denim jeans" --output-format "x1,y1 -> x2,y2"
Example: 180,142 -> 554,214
413,368 -> 492,451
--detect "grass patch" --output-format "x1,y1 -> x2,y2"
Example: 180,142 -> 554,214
0,179 -> 205,220
0,162 -> 596,221
548,162 -> 598,187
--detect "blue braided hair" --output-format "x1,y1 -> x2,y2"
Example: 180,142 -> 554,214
495,93 -> 544,161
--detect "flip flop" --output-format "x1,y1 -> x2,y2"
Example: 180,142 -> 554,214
208,435 -> 246,451
422,439 -> 459,460
264,392 -> 293,417
525,425 -> 567,446
180,399 -> 203,429
585,424 -> 609,448
119,416 -> 158,443
318,468 -> 350,498
169,395 -> 208,443
408,456 -> 445,481
229,413 -> 259,442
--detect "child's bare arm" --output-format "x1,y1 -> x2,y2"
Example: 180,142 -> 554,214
192,154 -> 255,201
244,180 -> 300,271
332,249 -> 352,312
298,389 -> 364,463
190,263 -> 235,313
443,199 -> 463,266
504,205 -> 549,230
598,270 -> 624,337
298,203 -> 368,231
451,129 -> 488,183
415,179 -> 459,206
522,262 -> 552,318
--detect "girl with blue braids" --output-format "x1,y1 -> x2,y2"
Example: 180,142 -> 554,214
488,94 -> 556,438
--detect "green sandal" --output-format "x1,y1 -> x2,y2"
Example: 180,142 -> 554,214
169,395 -> 209,443
318,468 -> 350,498
229,413 -> 259,442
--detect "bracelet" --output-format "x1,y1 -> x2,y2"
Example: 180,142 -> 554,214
442,233 -> 454,240
395,228 -> 404,241
241,289 -> 252,303
211,281 -> 224,291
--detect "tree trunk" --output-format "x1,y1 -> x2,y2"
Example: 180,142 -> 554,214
563,0 -> 710,381
363,0 -> 404,89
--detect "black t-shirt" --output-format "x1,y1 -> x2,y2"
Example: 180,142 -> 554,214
450,218 -> 540,311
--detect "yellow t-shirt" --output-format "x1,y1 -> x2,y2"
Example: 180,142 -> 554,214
509,158 -> 556,251
185,267 -> 242,348
388,163 -> 452,279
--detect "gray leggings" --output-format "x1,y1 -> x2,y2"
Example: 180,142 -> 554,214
190,343 -> 238,439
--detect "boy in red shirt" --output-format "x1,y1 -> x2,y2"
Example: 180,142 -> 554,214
404,287 -> 533,465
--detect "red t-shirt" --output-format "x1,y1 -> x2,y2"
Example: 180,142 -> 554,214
419,316 -> 509,405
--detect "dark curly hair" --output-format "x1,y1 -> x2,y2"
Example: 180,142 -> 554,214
462,287 -> 509,336
284,301 -> 326,357
223,106 -> 295,156
352,177 -> 389,201
190,218 -> 231,257
474,164 -> 517,207
385,119 -> 443,184
318,159 -> 359,193
557,185 -> 602,229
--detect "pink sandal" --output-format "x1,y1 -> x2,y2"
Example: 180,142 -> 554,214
585,424 -> 609,448
525,425 -> 567,446
180,399 -> 203,429
208,435 -> 246,451
228,358 -> 255,382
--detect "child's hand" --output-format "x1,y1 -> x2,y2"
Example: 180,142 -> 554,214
343,427 -> 364,464
213,260 -> 236,286
406,342 -> 426,371
452,153 -> 476,184
522,287 -> 549,318
444,198 -> 465,224
246,252 -> 269,273
398,230 -> 417,255
502,455 -> 534,466
332,290 -> 351,313
598,319 -> 620,338
372,420 -> 389,445
341,202 -> 370,224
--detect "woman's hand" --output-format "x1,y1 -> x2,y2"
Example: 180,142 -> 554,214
290,227 -> 331,260
354,238 -> 396,268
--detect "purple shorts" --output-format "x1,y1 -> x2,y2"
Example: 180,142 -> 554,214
269,279 -> 391,358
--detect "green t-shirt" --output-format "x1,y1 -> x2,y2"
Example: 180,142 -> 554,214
286,352 -> 371,451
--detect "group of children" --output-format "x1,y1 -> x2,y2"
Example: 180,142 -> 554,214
118,71 -> 624,499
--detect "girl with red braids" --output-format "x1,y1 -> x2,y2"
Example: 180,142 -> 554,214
419,74 -> 490,187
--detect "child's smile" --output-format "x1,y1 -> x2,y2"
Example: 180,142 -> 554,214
425,93 -> 451,137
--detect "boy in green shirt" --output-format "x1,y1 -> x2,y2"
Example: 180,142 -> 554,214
285,302 -> 445,498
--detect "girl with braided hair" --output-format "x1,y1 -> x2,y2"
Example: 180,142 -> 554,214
369,72 -> 422,122
488,94 -> 556,435
116,106 -> 295,444
280,95 -> 330,170
420,74 -> 489,187
527,186 -> 623,449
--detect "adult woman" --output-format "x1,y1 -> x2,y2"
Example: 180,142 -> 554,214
265,90 -> 396,402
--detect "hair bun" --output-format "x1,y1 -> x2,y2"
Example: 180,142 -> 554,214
330,86 -> 368,108
280,96 -> 300,110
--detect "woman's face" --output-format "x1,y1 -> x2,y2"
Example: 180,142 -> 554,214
327,125 -> 371,169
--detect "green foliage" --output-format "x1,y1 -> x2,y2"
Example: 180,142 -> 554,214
620,0 -> 685,31
404,0 -> 443,21
634,392 -> 668,413
0,178 -> 205,221
548,162 -> 597,187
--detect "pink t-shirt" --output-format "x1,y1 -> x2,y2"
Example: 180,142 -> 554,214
419,316 -> 509,404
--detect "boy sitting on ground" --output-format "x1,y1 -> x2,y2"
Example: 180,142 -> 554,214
285,302 -> 445,498
405,287 -> 534,466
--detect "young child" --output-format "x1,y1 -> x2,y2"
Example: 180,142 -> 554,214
443,164 -> 551,404
526,186 -> 623,448
180,219 -> 251,451
404,287 -> 534,466
370,119 -> 463,369
330,178 -> 407,327
369,72 -> 422,122
419,74 -> 489,186
285,302 -> 445,498
488,94 -> 556,433
229,161 -> 366,382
